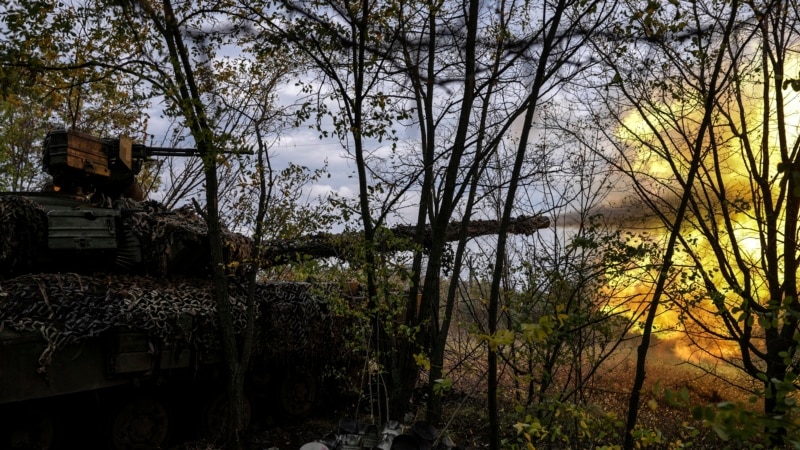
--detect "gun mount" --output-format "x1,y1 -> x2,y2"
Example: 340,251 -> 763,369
42,129 -> 198,201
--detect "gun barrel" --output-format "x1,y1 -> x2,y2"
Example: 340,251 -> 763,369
141,147 -> 251,156
146,147 -> 200,157
131,144 -> 199,158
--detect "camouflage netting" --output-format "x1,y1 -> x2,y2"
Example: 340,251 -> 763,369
0,196 -> 49,274
0,273 -> 345,373
0,195 -> 252,276
115,199 -> 252,276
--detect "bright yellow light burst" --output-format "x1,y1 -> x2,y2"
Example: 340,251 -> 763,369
607,51 -> 800,362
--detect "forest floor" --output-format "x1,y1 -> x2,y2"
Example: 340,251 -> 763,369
174,337 -> 765,450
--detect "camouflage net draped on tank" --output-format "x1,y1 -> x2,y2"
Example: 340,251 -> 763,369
0,196 -> 49,275
0,273 -> 349,373
0,196 -> 252,276
115,199 -> 252,276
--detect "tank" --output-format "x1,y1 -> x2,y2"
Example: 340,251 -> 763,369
0,130 -> 361,449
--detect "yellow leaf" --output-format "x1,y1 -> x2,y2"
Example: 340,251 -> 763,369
413,353 -> 430,371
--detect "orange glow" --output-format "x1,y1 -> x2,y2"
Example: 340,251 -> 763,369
608,52 -> 800,363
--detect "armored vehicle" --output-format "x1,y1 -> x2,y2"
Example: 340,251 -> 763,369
0,130 -> 359,449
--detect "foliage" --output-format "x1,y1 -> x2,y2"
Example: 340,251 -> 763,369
0,2 -> 306,446
0,89 -> 51,190
688,380 -> 800,447
228,161 -> 337,241
0,64 -> 149,191
480,222 -> 650,446
508,402 -> 624,449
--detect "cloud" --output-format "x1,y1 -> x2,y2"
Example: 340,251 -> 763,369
308,183 -> 354,199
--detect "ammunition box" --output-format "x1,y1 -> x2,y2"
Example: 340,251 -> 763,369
46,129 -> 111,177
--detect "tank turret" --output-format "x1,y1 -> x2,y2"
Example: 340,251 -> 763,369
0,132 -> 361,450
43,128 -> 198,202
0,130 -> 250,277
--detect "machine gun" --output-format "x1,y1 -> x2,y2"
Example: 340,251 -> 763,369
42,129 -> 199,200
